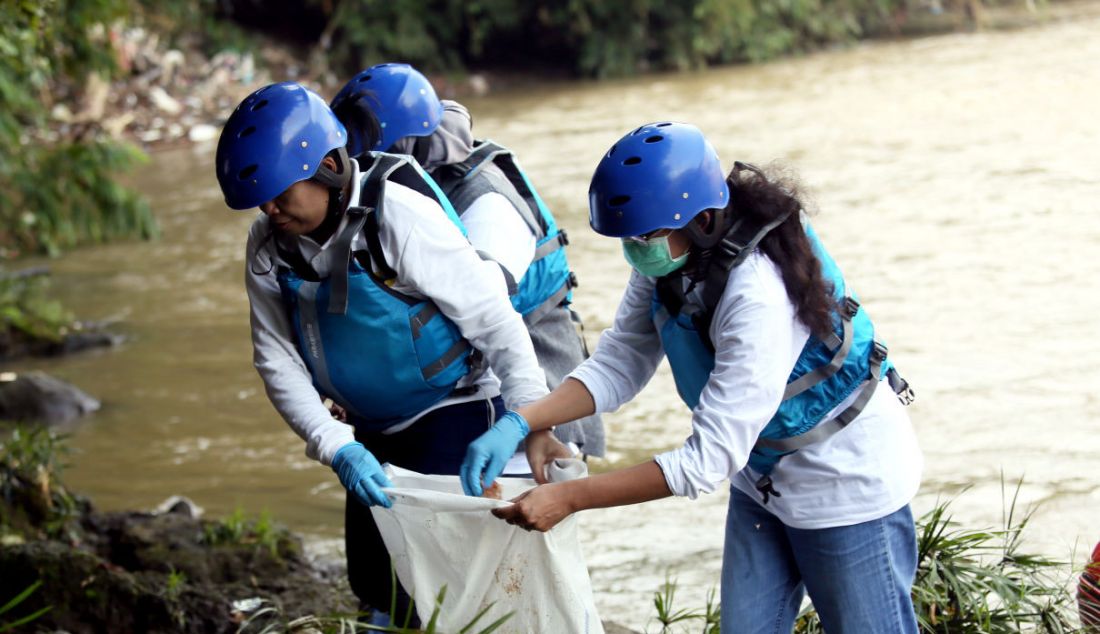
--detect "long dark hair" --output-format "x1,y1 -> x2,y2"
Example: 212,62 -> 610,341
724,163 -> 836,339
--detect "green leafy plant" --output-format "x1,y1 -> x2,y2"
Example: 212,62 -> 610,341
202,507 -> 288,557
795,479 -> 1078,633
0,426 -> 78,538
651,576 -> 720,633
0,271 -> 73,351
163,566 -> 187,601
0,0 -> 156,259
0,580 -> 51,633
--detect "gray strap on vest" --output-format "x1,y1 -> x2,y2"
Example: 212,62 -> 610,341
533,230 -> 569,262
755,342 -> 887,453
522,277 -> 573,327
460,141 -> 509,182
780,297 -> 859,400
422,339 -> 470,381
325,208 -> 369,315
296,280 -> 351,407
409,303 -> 439,340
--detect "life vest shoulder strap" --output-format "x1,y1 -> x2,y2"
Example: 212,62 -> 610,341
449,139 -> 552,238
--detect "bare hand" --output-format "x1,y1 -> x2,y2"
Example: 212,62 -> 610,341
491,482 -> 575,532
525,430 -> 573,485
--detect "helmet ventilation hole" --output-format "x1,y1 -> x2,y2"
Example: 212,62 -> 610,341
238,165 -> 258,181
623,156 -> 642,166
644,135 -> 664,143
609,195 -> 631,206
251,99 -> 269,112
358,74 -> 373,82
631,126 -> 644,135
607,144 -> 617,157
238,126 -> 256,139
657,122 -> 672,127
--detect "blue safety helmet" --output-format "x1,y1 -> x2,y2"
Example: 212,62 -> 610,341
589,122 -> 730,238
216,82 -> 347,210
329,63 -> 443,156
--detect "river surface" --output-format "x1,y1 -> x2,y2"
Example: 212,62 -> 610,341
20,11 -> 1100,630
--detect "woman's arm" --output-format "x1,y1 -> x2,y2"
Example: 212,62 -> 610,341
245,220 -> 355,466
517,377 -> 595,432
492,460 -> 672,531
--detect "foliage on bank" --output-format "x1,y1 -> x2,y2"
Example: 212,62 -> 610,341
307,0 -> 906,78
0,0 -> 156,259
793,483 -> 1079,633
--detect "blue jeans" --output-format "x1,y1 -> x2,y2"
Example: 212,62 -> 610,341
721,488 -> 919,634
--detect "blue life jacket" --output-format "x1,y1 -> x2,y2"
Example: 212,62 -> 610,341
432,140 -> 577,325
652,219 -> 913,503
274,153 -> 479,430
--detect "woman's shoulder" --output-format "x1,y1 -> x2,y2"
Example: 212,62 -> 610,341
725,251 -> 788,300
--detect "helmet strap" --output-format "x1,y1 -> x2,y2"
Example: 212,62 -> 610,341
683,203 -> 734,249
309,146 -> 353,217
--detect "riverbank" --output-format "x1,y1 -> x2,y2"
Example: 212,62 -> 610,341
49,0 -> 1100,156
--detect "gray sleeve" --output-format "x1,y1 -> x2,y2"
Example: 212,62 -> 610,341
244,219 -> 355,466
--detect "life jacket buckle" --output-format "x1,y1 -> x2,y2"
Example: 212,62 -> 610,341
558,229 -> 570,247
567,271 -> 579,289
870,341 -> 888,363
886,367 -> 916,405
843,296 -> 861,319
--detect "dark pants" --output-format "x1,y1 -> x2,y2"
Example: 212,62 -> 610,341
345,395 -> 505,620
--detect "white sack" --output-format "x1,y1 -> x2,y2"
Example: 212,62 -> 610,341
369,464 -> 604,634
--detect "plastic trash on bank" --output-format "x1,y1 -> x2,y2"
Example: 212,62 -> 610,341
369,461 -> 604,633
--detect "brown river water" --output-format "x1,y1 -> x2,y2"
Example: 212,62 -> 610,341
20,11 -> 1100,629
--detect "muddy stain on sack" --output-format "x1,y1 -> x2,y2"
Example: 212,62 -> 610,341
494,553 -> 527,597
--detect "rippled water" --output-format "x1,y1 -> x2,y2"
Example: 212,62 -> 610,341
21,12 -> 1100,630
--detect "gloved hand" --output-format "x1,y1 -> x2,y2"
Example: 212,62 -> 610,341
460,410 -> 530,496
331,442 -> 393,508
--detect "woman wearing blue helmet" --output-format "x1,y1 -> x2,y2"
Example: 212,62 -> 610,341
480,123 -> 923,633
330,63 -> 604,471
215,82 -> 550,624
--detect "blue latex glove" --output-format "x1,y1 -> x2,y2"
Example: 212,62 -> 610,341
331,442 -> 394,508
460,410 -> 530,496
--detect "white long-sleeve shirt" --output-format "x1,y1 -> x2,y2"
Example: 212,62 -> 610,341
461,192 -> 537,282
569,252 -> 922,529
245,160 -> 548,466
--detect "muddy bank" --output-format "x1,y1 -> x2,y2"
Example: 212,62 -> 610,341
0,491 -> 355,633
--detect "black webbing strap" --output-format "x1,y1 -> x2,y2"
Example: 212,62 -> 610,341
274,238 -> 320,282
694,209 -> 793,351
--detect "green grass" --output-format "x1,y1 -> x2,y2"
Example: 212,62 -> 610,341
235,575 -> 513,634
0,581 -> 51,633
0,426 -> 78,538
202,507 -> 283,556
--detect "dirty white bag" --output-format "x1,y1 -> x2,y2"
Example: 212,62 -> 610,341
369,462 -> 604,634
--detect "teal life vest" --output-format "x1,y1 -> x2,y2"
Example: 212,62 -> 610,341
432,140 -> 577,325
652,218 -> 914,503
274,153 -> 480,430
